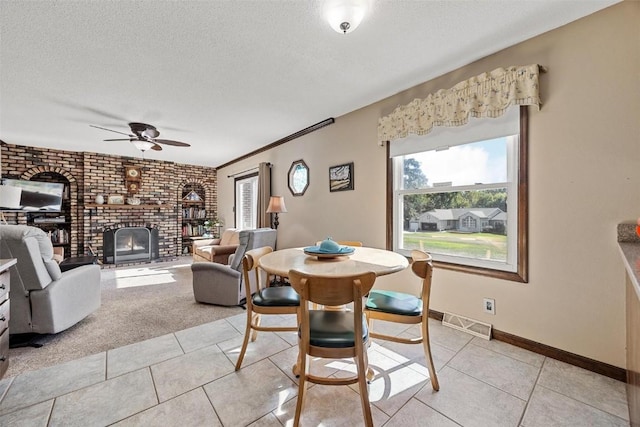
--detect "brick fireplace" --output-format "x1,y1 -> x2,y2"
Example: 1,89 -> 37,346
1,142 -> 218,262
103,225 -> 160,264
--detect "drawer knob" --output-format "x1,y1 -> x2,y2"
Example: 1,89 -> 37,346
0,316 -> 5,322
0,285 -> 5,290
0,357 -> 5,362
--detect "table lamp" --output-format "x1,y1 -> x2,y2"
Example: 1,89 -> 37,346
266,196 -> 287,229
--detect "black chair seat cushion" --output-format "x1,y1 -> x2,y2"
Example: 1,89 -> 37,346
300,311 -> 368,348
252,286 -> 300,307
366,290 -> 423,316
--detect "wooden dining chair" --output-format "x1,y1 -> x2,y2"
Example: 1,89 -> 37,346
363,250 -> 440,391
288,269 -> 377,427
311,240 -> 363,311
235,246 -> 300,371
315,240 -> 363,247
337,240 -> 363,247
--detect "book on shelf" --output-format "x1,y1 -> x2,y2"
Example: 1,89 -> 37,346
182,207 -> 206,219
47,228 -> 69,244
181,223 -> 206,237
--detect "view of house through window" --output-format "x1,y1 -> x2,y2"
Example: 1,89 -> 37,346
235,173 -> 258,230
392,108 -> 526,278
398,137 -> 512,264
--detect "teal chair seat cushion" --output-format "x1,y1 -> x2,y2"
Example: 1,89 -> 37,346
252,286 -> 300,307
300,311 -> 368,348
366,290 -> 423,316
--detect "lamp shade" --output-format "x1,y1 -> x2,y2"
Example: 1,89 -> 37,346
324,0 -> 368,34
266,196 -> 287,214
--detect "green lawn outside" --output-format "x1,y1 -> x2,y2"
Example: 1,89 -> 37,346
403,231 -> 507,261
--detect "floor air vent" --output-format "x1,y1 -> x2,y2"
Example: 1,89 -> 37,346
442,312 -> 492,340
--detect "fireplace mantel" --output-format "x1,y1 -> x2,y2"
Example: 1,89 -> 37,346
85,204 -> 167,209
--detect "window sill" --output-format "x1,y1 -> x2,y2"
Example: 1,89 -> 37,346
432,259 -> 527,283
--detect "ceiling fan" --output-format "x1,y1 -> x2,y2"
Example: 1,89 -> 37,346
90,122 -> 191,152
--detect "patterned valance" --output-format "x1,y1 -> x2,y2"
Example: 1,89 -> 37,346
378,64 -> 542,143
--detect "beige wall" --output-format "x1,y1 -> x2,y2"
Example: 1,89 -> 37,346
218,2 -> 640,368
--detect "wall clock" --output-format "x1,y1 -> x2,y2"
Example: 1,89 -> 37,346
125,166 -> 142,181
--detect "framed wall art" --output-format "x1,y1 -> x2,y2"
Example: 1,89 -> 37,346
107,194 -> 124,205
125,166 -> 142,181
127,182 -> 140,193
329,162 -> 354,192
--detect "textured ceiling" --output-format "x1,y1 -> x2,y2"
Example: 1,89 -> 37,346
0,0 -> 619,168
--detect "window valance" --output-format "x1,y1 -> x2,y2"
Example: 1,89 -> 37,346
378,64 -> 542,143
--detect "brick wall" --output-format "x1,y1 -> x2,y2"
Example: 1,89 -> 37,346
1,142 -> 217,261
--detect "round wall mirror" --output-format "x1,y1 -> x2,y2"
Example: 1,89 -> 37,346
288,159 -> 309,196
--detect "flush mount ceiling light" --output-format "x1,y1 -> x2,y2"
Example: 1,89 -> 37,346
324,0 -> 369,34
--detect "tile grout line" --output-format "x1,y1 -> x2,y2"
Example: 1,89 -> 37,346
534,381 -> 630,423
0,376 -> 14,405
201,384 -> 226,427
516,355 -> 547,427
444,334 -> 530,402
443,364 -> 529,404
468,337 -> 545,369
0,353 -> 110,419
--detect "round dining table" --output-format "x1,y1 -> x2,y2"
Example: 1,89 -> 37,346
259,246 -> 408,378
259,246 -> 409,278
259,247 -> 409,381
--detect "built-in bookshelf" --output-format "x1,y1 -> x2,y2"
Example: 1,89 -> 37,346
181,184 -> 206,254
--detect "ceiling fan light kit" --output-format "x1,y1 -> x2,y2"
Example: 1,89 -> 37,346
324,0 -> 369,34
90,122 -> 190,154
132,140 -> 156,152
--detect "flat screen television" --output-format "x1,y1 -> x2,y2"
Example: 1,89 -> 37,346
0,179 -> 65,212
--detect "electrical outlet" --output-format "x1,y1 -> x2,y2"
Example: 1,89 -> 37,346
483,298 -> 496,315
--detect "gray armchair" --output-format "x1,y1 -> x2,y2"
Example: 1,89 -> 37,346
191,228 -> 277,306
0,225 -> 101,334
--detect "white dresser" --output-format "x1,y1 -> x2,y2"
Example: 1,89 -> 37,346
0,258 -> 16,378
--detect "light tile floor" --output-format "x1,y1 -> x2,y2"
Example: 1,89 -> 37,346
0,314 -> 630,426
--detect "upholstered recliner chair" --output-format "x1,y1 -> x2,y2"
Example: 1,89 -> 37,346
0,225 -> 101,334
191,228 -> 277,306
192,228 -> 240,264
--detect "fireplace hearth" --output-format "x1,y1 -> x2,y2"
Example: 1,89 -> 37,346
103,225 -> 160,264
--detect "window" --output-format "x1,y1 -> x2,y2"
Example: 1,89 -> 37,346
288,159 -> 309,196
235,173 -> 258,230
391,107 -> 528,282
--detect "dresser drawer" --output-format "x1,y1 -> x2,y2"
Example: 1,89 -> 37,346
0,299 -> 9,334
0,270 -> 9,301
0,327 -> 8,379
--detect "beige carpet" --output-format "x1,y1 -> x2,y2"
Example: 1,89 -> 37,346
6,257 -> 243,378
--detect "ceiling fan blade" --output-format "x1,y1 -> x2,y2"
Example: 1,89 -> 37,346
153,139 -> 191,147
82,106 -> 131,121
151,144 -> 163,151
90,125 -> 133,137
104,138 -> 134,142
